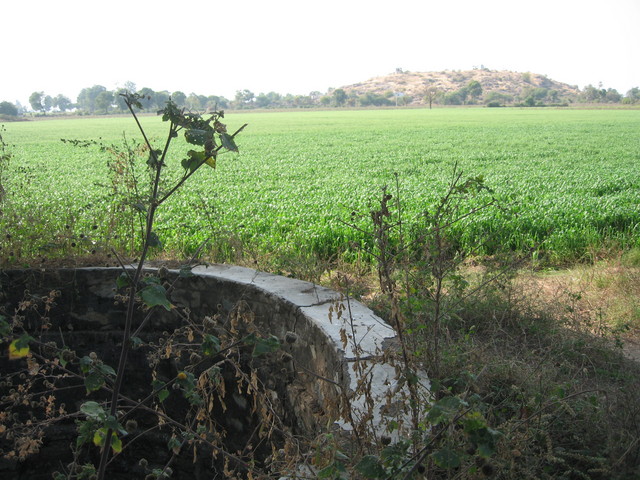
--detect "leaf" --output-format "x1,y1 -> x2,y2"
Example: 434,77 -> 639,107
182,150 -> 207,173
432,447 -> 461,469
220,132 -> 238,152
167,436 -> 181,454
80,401 -> 106,420
179,265 -> 194,278
116,272 -> 130,289
93,428 -> 122,453
355,455 -> 386,478
84,371 -> 105,393
79,355 -> 93,373
148,231 -> 163,248
202,334 -> 220,356
0,316 -> 10,337
139,284 -> 172,311
152,379 -> 170,402
427,396 -> 465,425
184,128 -> 210,146
251,335 -> 280,357
157,388 -> 169,403
204,155 -> 216,169
9,338 -> 30,359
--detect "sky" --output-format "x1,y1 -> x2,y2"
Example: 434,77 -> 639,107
2,0 -> 639,107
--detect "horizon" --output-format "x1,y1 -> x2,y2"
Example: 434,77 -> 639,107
3,0 -> 639,108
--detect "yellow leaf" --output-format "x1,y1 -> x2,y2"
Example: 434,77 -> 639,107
204,156 -> 216,169
9,340 -> 29,360
93,429 -> 122,453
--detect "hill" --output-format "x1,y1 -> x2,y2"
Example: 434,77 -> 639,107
337,68 -> 581,106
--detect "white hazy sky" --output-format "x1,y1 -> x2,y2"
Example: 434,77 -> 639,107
2,0 -> 639,106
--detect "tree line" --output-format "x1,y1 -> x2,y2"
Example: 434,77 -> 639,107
1,80 -> 639,118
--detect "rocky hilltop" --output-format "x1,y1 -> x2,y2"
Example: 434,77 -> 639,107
338,69 -> 581,106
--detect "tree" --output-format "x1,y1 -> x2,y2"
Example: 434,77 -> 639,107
154,91 -> 171,109
77,85 -> 107,113
424,86 -> 439,109
94,90 -> 114,114
29,91 -> 45,112
0,101 -> 18,116
234,89 -> 255,108
466,80 -> 483,102
53,94 -> 73,112
625,87 -> 639,103
185,93 -> 202,111
333,88 -> 347,107
43,95 -> 54,112
171,91 -> 187,107
136,87 -> 156,110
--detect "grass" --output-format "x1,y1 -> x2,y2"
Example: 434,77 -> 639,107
2,108 -> 639,268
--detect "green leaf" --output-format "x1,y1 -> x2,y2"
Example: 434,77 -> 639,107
139,284 -> 172,311
158,388 -> 169,402
355,455 -> 386,478
220,132 -> 238,152
152,379 -> 170,402
202,334 -> 220,356
147,148 -> 163,168
148,231 -> 163,248
167,436 -> 181,454
96,362 -> 116,377
427,396 -> 465,425
80,401 -> 106,420
79,355 -> 93,373
432,447 -> 461,469
179,265 -> 194,278
116,272 -> 130,289
0,316 -> 10,337
85,371 -> 105,393
251,335 -> 280,357
182,149 -> 207,173
185,128 -> 211,146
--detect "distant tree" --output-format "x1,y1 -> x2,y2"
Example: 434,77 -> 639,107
43,95 -> 54,112
206,95 -> 229,109
604,88 -> 621,103
625,87 -> 639,102
581,84 -> 603,102
136,87 -> 156,110
154,90 -> 171,109
255,93 -> 271,108
185,93 -> 202,111
484,91 -> 512,105
53,94 -> 73,112
94,90 -> 114,114
77,85 -> 107,113
0,101 -> 18,116
424,86 -> 439,109
234,89 -> 255,108
443,91 -> 464,105
122,81 -> 137,93
333,88 -> 347,106
29,91 -> 45,112
466,80 -> 483,102
319,95 -> 332,106
113,89 -> 130,111
171,91 -> 187,107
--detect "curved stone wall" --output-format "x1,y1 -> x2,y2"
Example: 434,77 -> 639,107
0,265 -> 419,438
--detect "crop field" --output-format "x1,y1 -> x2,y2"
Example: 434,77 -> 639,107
1,108 -> 639,267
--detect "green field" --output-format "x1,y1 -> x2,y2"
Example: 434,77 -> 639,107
1,108 -> 639,266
